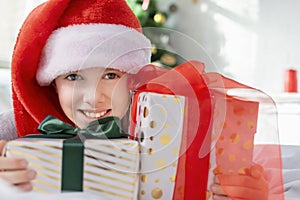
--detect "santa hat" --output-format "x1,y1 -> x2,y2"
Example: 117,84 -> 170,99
11,0 -> 151,137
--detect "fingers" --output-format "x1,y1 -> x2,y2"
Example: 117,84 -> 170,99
0,153 -> 36,192
211,182 -> 226,195
0,140 -> 6,155
0,169 -> 36,185
214,175 -> 220,183
211,164 -> 268,200
0,157 -> 28,170
211,182 -> 267,200
211,169 -> 268,200
212,193 -> 231,200
250,164 -> 263,179
210,183 -> 231,200
217,174 -> 267,190
15,182 -> 33,192
216,185 -> 268,200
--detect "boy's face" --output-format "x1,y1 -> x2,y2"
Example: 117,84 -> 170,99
54,67 -> 130,128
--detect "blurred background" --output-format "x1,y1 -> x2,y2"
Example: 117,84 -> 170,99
2,1 -> 300,93
1,0 -> 300,144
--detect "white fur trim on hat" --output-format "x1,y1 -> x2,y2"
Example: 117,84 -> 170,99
36,24 -> 152,86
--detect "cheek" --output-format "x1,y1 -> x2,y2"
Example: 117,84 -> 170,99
111,81 -> 130,117
56,86 -> 75,115
115,89 -> 130,106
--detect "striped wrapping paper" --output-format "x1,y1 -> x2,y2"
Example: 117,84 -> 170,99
5,138 -> 139,200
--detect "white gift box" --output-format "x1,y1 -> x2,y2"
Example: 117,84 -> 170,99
132,92 -> 186,200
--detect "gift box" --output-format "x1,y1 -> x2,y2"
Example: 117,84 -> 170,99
206,92 -> 259,199
6,91 -> 187,200
131,62 -> 283,199
5,138 -> 140,199
131,92 -> 186,200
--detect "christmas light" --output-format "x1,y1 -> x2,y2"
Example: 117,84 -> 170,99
154,13 -> 166,24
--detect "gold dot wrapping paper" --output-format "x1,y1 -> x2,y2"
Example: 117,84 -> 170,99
207,95 -> 259,199
215,97 -> 259,175
133,92 -> 185,200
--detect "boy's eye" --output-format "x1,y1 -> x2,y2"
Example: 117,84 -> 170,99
65,74 -> 82,81
103,73 -> 120,80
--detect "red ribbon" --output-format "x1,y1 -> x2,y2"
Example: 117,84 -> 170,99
128,60 -> 212,199
128,60 -> 284,199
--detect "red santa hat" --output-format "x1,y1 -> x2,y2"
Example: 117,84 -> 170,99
11,0 -> 151,137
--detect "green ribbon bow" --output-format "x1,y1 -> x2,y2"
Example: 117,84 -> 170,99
25,115 -> 129,192
36,115 -> 129,139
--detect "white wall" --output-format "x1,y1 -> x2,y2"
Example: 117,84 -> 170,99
0,0 -> 46,66
161,0 -> 300,93
0,1 -> 25,64
0,0 -> 46,112
0,68 -> 12,113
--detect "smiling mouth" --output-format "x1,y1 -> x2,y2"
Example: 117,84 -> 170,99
81,109 -> 111,119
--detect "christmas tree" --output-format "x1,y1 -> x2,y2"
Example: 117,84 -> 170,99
127,0 -> 179,68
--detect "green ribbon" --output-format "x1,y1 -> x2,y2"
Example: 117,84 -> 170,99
24,115 -> 128,192
61,136 -> 84,191
36,115 -> 129,139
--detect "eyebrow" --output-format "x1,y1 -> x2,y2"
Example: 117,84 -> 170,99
105,68 -> 124,73
105,68 -> 119,71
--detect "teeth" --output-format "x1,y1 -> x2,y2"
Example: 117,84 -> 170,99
83,110 -> 107,118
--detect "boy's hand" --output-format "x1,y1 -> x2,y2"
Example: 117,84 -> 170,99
0,140 -> 36,191
210,164 -> 268,200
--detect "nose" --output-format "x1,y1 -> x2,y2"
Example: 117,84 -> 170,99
82,80 -> 105,107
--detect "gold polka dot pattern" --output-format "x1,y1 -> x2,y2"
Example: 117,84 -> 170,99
141,175 -> 148,183
159,134 -> 172,145
155,158 -> 167,169
207,96 -> 259,199
215,97 -> 258,175
134,92 -> 186,199
151,187 -> 163,199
